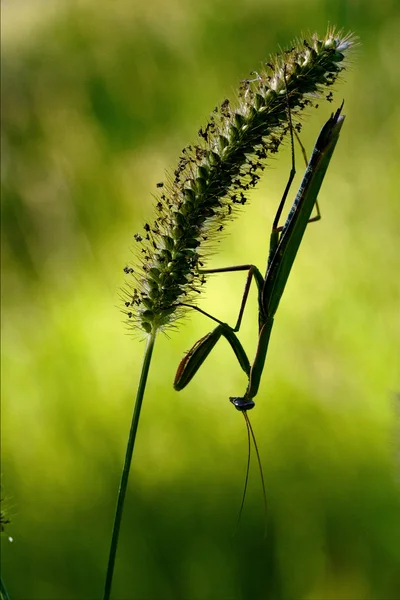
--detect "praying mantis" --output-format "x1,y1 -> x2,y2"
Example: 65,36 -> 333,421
173,102 -> 345,413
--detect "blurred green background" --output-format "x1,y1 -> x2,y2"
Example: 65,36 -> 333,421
1,0 -> 400,598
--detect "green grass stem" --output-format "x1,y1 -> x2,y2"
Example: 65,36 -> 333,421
0,577 -> 10,600
103,331 -> 156,600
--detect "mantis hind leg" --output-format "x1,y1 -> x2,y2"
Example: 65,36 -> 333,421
271,131 -> 322,238
268,73 -> 322,269
294,128 -> 321,224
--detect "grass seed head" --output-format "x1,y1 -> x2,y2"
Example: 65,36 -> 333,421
122,27 -> 356,334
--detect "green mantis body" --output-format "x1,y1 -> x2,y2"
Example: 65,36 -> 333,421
174,104 -> 345,410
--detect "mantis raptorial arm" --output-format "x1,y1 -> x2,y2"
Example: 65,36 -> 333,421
173,265 -> 264,390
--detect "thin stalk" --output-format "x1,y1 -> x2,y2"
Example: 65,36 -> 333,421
0,577 -> 10,600
103,331 -> 157,600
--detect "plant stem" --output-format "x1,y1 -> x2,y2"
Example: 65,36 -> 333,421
0,577 -> 10,600
103,331 -> 157,600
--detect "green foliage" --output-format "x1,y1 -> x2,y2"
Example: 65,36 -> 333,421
1,1 -> 400,598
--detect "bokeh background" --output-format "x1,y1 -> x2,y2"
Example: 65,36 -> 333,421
1,0 -> 400,598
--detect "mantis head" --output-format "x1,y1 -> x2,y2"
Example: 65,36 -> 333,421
230,397 -> 255,411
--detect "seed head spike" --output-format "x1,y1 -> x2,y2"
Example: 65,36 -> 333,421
122,28 -> 357,334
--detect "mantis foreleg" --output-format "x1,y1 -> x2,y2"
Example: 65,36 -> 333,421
173,323 -> 251,391
174,265 -> 265,390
